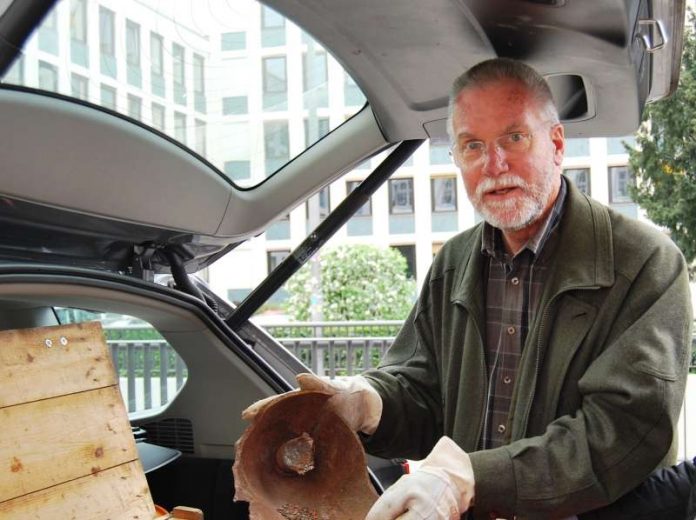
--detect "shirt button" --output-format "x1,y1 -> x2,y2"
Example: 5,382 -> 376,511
510,277 -> 520,285
503,376 -> 512,384
507,326 -> 515,335
497,424 -> 506,434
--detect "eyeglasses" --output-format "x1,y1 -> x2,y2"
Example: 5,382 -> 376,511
450,123 -> 553,167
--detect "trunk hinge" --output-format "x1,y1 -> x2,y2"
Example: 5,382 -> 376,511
131,243 -> 158,282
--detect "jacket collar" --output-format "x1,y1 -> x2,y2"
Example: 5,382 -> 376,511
451,177 -> 614,305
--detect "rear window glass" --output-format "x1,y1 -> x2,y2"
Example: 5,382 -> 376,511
1,0 -> 366,188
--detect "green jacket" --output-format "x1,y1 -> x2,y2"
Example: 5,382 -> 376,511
362,181 -> 692,519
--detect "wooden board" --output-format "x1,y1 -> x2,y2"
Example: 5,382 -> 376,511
0,322 -> 159,519
0,461 -> 156,520
0,321 -> 116,408
0,386 -> 138,502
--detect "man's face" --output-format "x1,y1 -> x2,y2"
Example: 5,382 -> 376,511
450,79 -> 564,232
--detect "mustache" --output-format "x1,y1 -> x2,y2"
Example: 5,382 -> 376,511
474,175 -> 529,199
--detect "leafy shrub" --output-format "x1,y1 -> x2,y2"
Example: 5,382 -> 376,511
285,244 -> 416,321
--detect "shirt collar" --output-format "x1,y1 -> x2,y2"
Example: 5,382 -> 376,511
481,176 -> 567,260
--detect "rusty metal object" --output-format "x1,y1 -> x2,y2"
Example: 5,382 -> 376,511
233,391 -> 378,520
276,432 -> 315,475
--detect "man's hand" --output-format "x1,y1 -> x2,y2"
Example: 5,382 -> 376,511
241,372 -> 383,434
366,436 -> 475,520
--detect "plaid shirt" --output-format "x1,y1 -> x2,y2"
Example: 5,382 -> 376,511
480,177 -> 567,449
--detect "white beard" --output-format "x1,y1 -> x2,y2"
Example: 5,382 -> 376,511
471,171 -> 555,231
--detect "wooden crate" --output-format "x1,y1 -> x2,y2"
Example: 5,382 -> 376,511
0,322 -> 157,519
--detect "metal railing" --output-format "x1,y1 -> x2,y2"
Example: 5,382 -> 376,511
263,320 -> 404,339
107,338 -> 187,413
277,337 -> 394,377
263,320 -> 402,376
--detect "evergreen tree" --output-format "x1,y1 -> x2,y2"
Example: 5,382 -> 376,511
629,14 -> 696,265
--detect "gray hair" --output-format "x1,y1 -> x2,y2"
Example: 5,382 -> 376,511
446,58 -> 559,143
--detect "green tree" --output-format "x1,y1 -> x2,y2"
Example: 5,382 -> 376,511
628,14 -> 696,264
285,244 -> 416,321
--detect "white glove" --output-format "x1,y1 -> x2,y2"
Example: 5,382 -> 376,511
241,372 -> 383,435
365,436 -> 475,520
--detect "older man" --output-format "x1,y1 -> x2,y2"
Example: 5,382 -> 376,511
245,58 -> 692,519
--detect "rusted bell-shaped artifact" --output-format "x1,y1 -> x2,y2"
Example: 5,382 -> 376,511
233,390 -> 379,519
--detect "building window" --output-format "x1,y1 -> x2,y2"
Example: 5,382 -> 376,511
264,120 -> 289,175
224,160 -> 251,181
71,73 -> 89,101
267,250 -> 291,274
70,0 -> 87,43
195,119 -> 206,156
38,10 -> 59,55
344,73 -> 366,106
303,51 -> 328,108
99,7 -> 116,77
392,245 -> 417,279
305,187 -> 331,222
265,57 -> 287,87
99,7 -> 115,56
429,143 -> 451,165
38,61 -> 58,91
304,117 -> 330,146
565,138 -> 590,157
100,84 -> 116,110
222,96 -> 248,115
431,177 -> 457,212
261,5 -> 286,47
262,56 -> 287,110
173,43 -> 186,105
389,178 -> 414,214
126,20 -> 140,66
346,180 -> 371,216
4,56 -> 24,84
193,54 -> 205,113
150,33 -> 164,76
151,103 -> 165,131
127,94 -> 142,121
174,112 -> 187,144
221,31 -> 246,51
607,136 -> 637,155
43,9 -> 57,30
125,20 -> 141,87
608,166 -> 633,203
150,32 -> 165,97
262,5 -> 285,29
564,168 -> 590,194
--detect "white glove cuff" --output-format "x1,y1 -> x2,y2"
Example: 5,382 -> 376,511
420,436 -> 476,512
348,375 -> 383,434
297,373 -> 383,435
416,466 -> 464,518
